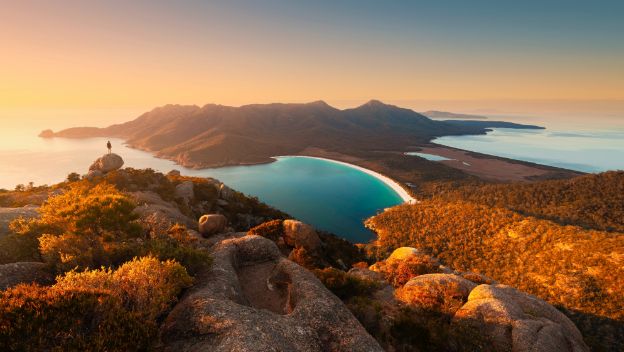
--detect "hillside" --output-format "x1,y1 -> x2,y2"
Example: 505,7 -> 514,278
430,171 -> 624,232
0,154 -> 594,351
47,100 -> 542,169
365,173 -> 624,351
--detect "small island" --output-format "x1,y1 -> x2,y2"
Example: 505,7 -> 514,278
38,129 -> 54,138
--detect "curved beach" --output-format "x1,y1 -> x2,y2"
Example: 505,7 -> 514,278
275,155 -> 416,204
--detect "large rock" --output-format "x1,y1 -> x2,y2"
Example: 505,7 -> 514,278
396,274 -> 477,314
217,183 -> 234,201
174,181 -> 194,203
0,206 -> 39,236
198,214 -> 227,237
88,153 -> 124,173
452,284 -> 589,352
0,262 -> 53,290
282,220 -> 321,252
160,235 -> 382,351
131,191 -> 196,236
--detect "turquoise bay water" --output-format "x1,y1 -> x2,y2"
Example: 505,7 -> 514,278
434,127 -> 624,173
0,128 -> 402,242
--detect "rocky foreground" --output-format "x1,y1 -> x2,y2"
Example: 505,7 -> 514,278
0,153 -> 591,351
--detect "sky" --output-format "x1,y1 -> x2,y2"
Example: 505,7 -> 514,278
1,0 -> 623,123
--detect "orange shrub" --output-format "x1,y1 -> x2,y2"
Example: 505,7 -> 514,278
248,219 -> 284,241
39,233 -> 105,273
0,284 -> 153,351
383,255 -> 441,288
55,256 -> 193,321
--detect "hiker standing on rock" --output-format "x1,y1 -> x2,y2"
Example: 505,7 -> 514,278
107,140 -> 112,154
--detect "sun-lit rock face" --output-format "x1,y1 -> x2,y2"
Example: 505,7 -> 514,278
396,273 -> 477,314
282,219 -> 321,252
198,214 -> 227,237
88,153 -> 124,174
160,234 -> 383,352
452,284 -> 589,352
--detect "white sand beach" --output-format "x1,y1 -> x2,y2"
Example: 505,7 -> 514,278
275,156 -> 416,204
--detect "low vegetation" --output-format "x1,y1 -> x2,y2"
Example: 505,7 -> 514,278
0,257 -> 191,351
366,199 -> 624,351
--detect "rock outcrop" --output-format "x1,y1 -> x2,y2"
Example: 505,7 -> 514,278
396,273 -> 477,314
160,234 -> 382,351
131,191 -> 196,236
0,262 -> 53,290
88,153 -> 124,174
0,206 -> 40,236
282,219 -> 321,252
452,284 -> 589,352
198,214 -> 228,237
368,248 -> 589,352
174,181 -> 194,204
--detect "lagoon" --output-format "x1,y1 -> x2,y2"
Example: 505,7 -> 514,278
0,128 -> 403,242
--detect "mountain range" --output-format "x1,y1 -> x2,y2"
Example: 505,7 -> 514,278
45,100 -> 542,168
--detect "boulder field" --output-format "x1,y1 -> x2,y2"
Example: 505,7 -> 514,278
371,247 -> 590,352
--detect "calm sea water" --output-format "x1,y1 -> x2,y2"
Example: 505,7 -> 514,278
0,128 -> 402,242
433,121 -> 624,173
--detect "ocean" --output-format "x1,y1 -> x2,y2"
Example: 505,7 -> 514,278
0,126 -> 402,242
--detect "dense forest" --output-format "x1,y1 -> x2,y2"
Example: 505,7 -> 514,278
427,171 -> 624,232
366,198 -> 624,351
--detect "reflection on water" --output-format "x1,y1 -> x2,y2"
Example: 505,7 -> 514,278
434,127 -> 624,173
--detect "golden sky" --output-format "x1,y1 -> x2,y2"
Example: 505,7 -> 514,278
1,1 -> 623,116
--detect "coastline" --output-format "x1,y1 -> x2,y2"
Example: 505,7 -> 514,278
274,155 -> 416,204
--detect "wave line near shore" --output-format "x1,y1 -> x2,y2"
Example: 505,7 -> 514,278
274,155 -> 416,204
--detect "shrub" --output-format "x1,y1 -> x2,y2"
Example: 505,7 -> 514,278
383,255 -> 441,288
0,284 -> 153,351
248,219 -> 284,241
66,172 -> 81,182
37,182 -> 141,240
143,237 -> 211,276
0,233 -> 40,264
314,267 -> 379,300
289,247 -> 321,270
55,256 -> 193,321
39,233 -> 105,273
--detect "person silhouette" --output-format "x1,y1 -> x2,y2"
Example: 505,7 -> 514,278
107,140 -> 112,154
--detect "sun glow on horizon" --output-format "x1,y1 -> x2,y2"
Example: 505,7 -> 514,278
1,1 -> 623,116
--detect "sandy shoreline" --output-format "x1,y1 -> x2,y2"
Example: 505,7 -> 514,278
274,155 -> 416,204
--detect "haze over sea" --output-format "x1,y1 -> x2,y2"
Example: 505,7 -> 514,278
431,114 -> 624,173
